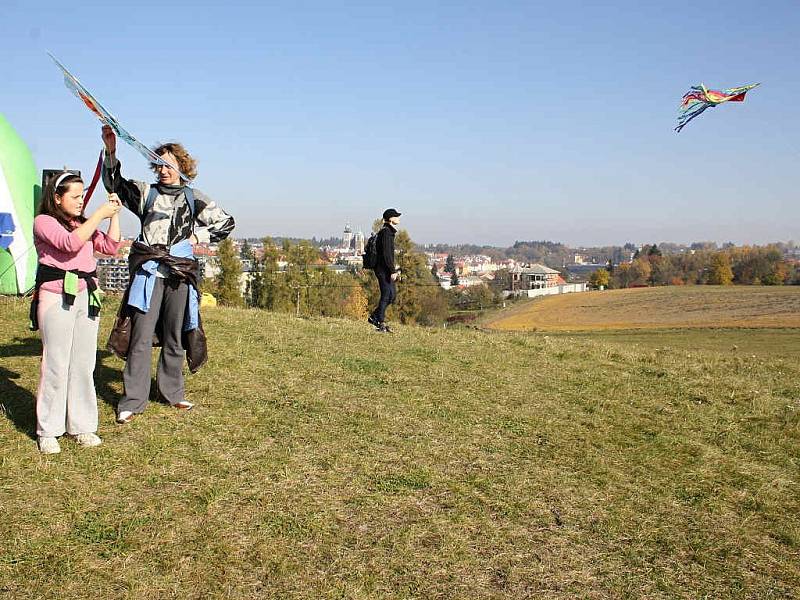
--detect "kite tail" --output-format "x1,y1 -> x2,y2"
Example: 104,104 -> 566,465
675,103 -> 712,133
82,150 -> 104,207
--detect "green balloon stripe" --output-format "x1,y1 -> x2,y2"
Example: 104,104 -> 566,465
0,114 -> 39,294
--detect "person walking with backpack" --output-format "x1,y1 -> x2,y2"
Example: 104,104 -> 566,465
101,125 -> 234,424
367,208 -> 401,333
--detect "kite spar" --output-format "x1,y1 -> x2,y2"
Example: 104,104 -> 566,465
48,52 -> 190,182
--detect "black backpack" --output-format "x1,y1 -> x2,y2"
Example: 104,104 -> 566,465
362,232 -> 379,269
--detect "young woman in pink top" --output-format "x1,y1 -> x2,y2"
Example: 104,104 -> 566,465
32,171 -> 122,454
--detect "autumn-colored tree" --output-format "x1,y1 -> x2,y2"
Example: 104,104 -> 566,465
588,268 -> 610,289
611,262 -> 631,288
731,245 -> 785,285
708,253 -> 734,285
342,283 -> 369,320
652,256 -> 684,286
630,257 -> 652,286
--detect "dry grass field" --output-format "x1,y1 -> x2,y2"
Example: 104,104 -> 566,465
485,286 -> 800,332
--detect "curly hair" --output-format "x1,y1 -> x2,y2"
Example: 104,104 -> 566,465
150,142 -> 197,181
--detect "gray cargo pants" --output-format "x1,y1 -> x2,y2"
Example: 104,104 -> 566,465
36,290 -> 99,437
119,277 -> 188,414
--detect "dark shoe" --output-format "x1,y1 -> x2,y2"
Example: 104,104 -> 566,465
379,323 -> 394,333
367,314 -> 379,327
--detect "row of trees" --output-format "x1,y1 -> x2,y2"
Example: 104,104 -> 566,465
205,233 -> 449,326
587,244 -> 797,289
424,240 -> 574,269
426,240 -> 800,274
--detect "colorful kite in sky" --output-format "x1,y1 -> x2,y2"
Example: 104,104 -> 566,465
675,83 -> 760,133
48,53 -> 190,181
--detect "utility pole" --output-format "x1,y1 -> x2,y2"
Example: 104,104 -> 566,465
290,282 -> 301,317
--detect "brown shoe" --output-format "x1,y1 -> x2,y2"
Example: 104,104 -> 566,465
174,401 -> 194,411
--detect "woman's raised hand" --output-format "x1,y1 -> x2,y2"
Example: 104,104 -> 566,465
101,125 -> 116,154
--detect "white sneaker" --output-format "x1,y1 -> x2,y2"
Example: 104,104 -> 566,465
74,433 -> 102,447
38,437 -> 61,454
117,411 -> 135,424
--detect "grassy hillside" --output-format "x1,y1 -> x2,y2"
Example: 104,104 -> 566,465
1,295 -> 799,598
485,286 -> 800,332
551,329 -> 800,361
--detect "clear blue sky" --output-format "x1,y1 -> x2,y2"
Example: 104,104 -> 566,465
2,1 -> 798,246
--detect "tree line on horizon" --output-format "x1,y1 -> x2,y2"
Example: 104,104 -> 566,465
589,244 -> 798,289
424,240 -> 800,272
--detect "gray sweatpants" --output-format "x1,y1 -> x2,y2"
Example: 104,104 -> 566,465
119,277 -> 188,414
36,290 -> 99,437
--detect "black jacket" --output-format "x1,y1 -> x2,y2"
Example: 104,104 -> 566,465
375,224 -> 397,273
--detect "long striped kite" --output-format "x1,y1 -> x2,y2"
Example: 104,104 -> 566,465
675,83 -> 760,133
48,52 -> 190,181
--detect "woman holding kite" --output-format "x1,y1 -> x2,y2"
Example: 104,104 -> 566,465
32,172 -> 122,454
101,125 -> 235,424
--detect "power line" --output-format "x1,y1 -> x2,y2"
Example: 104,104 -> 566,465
287,282 -> 445,289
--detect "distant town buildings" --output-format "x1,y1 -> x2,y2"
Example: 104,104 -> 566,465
423,250 -> 595,298
96,240 -> 132,292
319,222 -> 367,268
506,263 -> 587,298
354,230 -> 365,255
96,256 -> 129,292
510,263 -> 562,290
342,224 -> 353,253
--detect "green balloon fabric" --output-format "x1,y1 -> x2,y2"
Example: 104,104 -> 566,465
0,114 -> 39,294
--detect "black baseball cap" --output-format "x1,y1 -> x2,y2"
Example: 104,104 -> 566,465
383,208 -> 402,220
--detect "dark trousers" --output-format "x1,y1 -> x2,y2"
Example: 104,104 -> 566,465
371,269 -> 396,323
120,277 -> 188,413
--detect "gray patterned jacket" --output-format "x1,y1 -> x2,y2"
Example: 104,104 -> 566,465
102,152 -> 235,246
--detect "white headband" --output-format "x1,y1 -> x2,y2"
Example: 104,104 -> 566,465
53,172 -> 77,190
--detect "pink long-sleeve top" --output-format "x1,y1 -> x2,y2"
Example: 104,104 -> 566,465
33,214 -> 122,294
